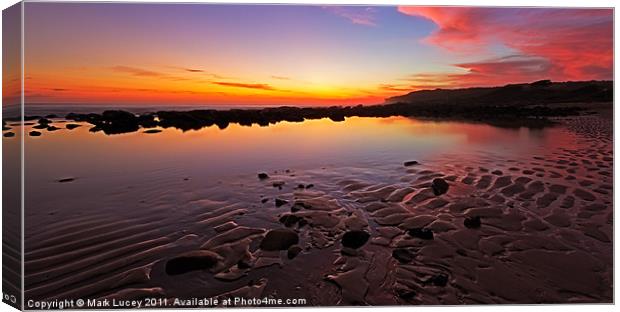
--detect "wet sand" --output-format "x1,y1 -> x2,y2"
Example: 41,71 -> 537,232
18,112 -> 612,306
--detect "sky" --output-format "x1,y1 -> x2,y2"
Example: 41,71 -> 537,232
15,3 -> 614,106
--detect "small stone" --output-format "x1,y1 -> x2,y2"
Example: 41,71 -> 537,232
431,178 -> 449,196
46,125 -> 60,131
3,132 -> 14,137
272,181 -> 285,188
29,131 -> 41,137
258,172 -> 270,180
65,124 -> 81,130
57,178 -> 75,183
464,216 -> 481,229
279,214 -> 300,227
396,288 -> 417,300
144,129 -> 162,134
404,160 -> 419,167
275,198 -> 288,207
392,248 -> 415,263
341,230 -> 370,249
407,228 -> 434,240
306,184 -> 314,189
261,198 -> 269,204
429,273 -> 449,287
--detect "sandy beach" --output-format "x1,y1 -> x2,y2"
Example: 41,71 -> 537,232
11,104 -> 611,306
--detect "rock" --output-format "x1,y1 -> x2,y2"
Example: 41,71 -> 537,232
165,250 -> 220,275
464,216 -> 481,229
65,124 -> 81,130
46,125 -> 61,131
144,129 -> 162,134
258,172 -> 270,180
404,160 -> 419,167
275,198 -> 288,207
38,118 -> 52,124
429,273 -> 449,287
29,131 -> 41,137
407,228 -> 434,240
431,178 -> 449,196
396,288 -> 417,300
32,124 -> 47,129
279,214 -> 301,227
297,184 -> 305,189
297,218 -> 308,228
259,228 -> 299,251
341,230 -> 370,249
272,181 -> 285,188
3,132 -> 14,137
261,198 -> 269,204
306,184 -> 314,189
57,178 -> 75,183
287,245 -> 302,259
392,248 -> 415,263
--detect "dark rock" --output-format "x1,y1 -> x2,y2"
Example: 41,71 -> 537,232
259,228 -> 299,251
275,198 -> 288,207
261,198 -> 269,204
3,126 -> 11,131
287,245 -> 302,259
341,230 -> 370,249
45,114 -> 58,118
38,118 -> 52,124
3,132 -> 15,137
258,172 -> 270,180
464,216 -> 481,229
57,178 -> 75,183
429,273 -> 449,287
29,131 -> 41,137
396,288 -> 417,300
297,218 -> 308,228
165,250 -> 220,275
297,184 -> 305,189
32,124 -> 47,129
279,214 -> 300,227
143,129 -> 162,134
404,160 -> 419,166
407,228 -> 434,240
431,178 -> 449,196
392,248 -> 415,263
306,184 -> 314,189
65,124 -> 81,130
237,259 -> 251,269
46,125 -> 60,131
272,181 -> 285,188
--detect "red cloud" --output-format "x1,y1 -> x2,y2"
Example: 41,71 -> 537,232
398,7 -> 613,83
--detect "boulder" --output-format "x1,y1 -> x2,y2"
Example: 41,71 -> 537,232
341,230 -> 370,249
165,250 -> 221,275
431,178 -> 449,196
403,160 -> 419,167
287,245 -> 302,259
258,172 -> 270,180
259,228 -> 299,251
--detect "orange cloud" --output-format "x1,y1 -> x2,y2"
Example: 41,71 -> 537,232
212,81 -> 277,91
399,7 -> 613,83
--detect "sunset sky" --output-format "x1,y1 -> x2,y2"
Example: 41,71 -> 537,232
17,3 -> 613,106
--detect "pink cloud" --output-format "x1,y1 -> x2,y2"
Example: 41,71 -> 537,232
398,7 -> 613,84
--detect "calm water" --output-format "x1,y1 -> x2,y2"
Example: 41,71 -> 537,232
22,116 -> 573,181
21,116 -> 575,212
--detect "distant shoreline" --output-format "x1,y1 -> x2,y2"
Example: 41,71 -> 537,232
3,80 -> 612,135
